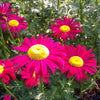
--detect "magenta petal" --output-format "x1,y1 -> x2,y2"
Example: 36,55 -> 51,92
15,58 -> 30,70
31,36 -> 37,45
75,70 -> 80,82
82,70 -> 88,80
61,66 -> 70,74
41,60 -> 47,75
11,55 -> 29,64
82,67 -> 94,75
48,55 -> 64,65
37,34 -> 43,43
34,61 -> 40,74
24,38 -> 33,47
13,46 -> 28,52
44,59 -> 55,74
11,55 -> 30,70
27,60 -> 35,71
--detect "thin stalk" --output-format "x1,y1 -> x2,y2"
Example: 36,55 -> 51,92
57,0 -> 60,10
5,22 -> 15,42
15,31 -> 20,38
15,31 -> 21,43
2,80 -> 18,100
80,0 -> 83,24
40,78 -> 44,95
0,23 -> 7,59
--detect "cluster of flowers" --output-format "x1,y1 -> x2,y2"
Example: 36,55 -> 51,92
0,1 -> 98,100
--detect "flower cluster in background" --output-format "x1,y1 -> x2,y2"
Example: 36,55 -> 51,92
0,1 -> 99,100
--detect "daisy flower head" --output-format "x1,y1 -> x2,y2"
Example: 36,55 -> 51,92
0,1 -> 11,16
1,13 -> 27,37
0,59 -> 16,84
0,1 -> 17,19
2,95 -> 17,100
61,44 -> 98,82
50,17 -> 82,41
20,64 -> 50,89
11,34 -> 65,75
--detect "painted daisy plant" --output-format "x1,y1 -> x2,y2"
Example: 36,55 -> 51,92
61,44 -> 98,82
0,59 -> 16,84
11,34 -> 65,76
1,13 -> 27,37
50,17 -> 82,41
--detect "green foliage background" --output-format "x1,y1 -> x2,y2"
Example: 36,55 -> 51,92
0,0 -> 100,100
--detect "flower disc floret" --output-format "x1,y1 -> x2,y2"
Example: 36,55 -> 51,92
0,65 -> 4,74
60,25 -> 70,33
28,44 -> 49,60
8,20 -> 19,27
69,56 -> 83,67
32,71 -> 36,78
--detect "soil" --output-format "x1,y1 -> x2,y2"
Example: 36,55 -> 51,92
75,79 -> 100,100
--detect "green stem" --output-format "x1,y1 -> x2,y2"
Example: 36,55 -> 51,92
15,31 -> 20,38
80,0 -> 83,24
0,23 -> 7,59
15,31 -> 21,43
2,80 -> 18,100
57,0 -> 60,10
40,78 -> 44,94
5,22 -> 15,42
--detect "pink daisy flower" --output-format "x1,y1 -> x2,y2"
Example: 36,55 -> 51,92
61,44 -> 98,82
0,1 -> 16,19
50,17 -> 82,41
2,95 -> 17,100
1,13 -> 27,37
0,59 -> 16,85
11,34 -> 65,75
0,1 -> 12,16
20,64 -> 50,89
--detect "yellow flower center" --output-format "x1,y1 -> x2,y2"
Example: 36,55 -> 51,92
32,71 -> 36,78
69,56 -> 83,67
60,25 -> 70,33
0,65 -> 4,74
8,20 -> 19,27
28,44 -> 49,60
